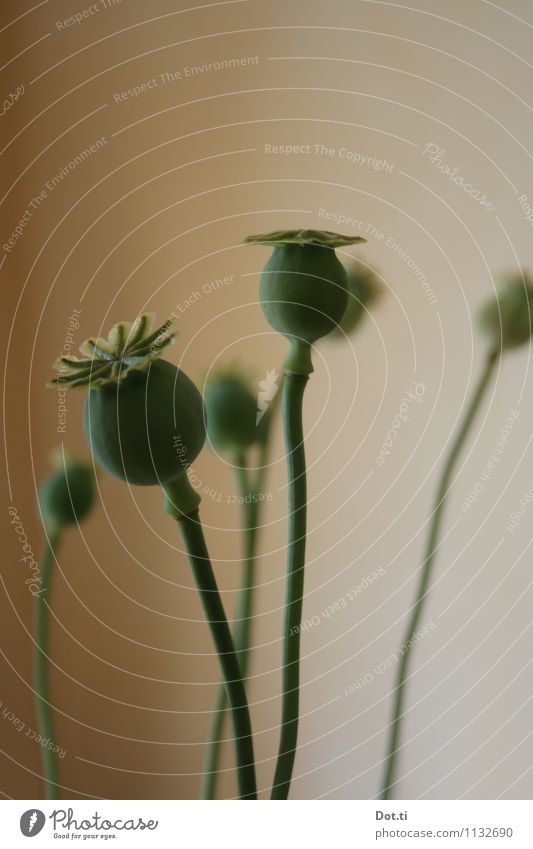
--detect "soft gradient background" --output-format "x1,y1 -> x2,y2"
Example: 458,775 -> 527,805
2,0 -> 533,800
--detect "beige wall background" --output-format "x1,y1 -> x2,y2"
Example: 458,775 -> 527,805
2,0 -> 533,800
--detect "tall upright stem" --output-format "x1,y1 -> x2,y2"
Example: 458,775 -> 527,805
177,509 -> 257,800
380,350 -> 498,799
34,528 -> 61,800
271,371 -> 308,799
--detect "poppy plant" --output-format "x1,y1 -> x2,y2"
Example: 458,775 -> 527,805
50,313 -> 257,799
36,452 -> 96,798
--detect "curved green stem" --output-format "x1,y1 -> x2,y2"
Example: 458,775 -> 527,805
380,350 -> 498,800
202,459 -> 259,799
271,371 -> 309,799
34,527 -> 61,800
177,509 -> 257,799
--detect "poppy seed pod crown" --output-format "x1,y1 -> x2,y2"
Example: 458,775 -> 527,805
50,314 -> 206,488
205,372 -> 258,456
478,273 -> 533,352
245,229 -> 366,374
38,453 -> 96,532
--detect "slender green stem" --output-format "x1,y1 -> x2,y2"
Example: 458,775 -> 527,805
232,461 -> 260,678
202,459 -> 259,799
380,350 -> 498,800
177,509 -> 257,799
271,371 -> 309,799
34,527 -> 61,800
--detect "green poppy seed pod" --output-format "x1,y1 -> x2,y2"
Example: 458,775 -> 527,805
205,374 -> 258,456
335,262 -> 382,336
49,314 -> 206,492
38,455 -> 95,532
84,360 -> 205,486
245,230 -> 366,374
478,273 -> 533,352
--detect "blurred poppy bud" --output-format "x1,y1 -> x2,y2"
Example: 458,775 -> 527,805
245,229 -> 365,374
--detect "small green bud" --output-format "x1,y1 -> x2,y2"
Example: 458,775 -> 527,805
478,273 -> 533,352
245,229 -> 365,374
38,454 -> 95,531
205,373 -> 258,455
335,261 -> 382,336
50,315 -> 206,487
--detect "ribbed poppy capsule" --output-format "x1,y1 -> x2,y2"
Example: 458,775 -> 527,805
478,274 -> 533,351
38,454 -> 95,532
50,314 -> 206,488
205,373 -> 258,456
245,230 -> 366,374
